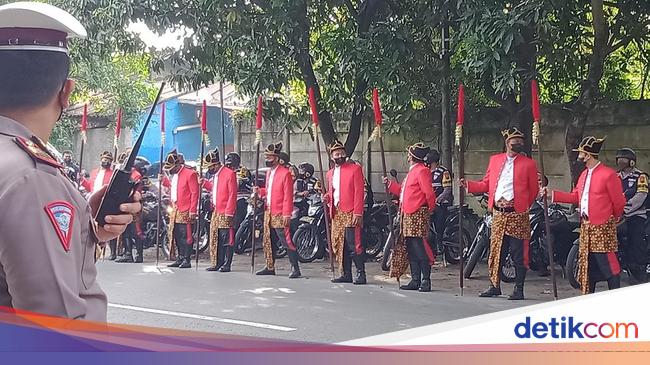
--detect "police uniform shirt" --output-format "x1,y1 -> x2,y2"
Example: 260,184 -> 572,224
432,165 -> 453,205
0,116 -> 107,320
618,168 -> 649,218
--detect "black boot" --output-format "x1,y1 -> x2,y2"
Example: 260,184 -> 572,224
288,251 -> 302,279
256,267 -> 276,275
353,255 -> 366,285
607,274 -> 621,290
508,267 -> 527,300
116,238 -> 134,263
400,261 -> 421,290
108,240 -> 117,260
589,279 -> 597,293
179,244 -> 191,269
168,241 -> 184,267
332,254 -> 353,283
216,242 -> 227,271
419,260 -> 431,292
134,239 -> 144,263
219,246 -> 235,272
479,286 -> 502,297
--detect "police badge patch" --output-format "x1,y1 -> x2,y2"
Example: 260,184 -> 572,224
45,201 -> 75,252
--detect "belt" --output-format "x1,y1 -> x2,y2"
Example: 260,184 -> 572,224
494,205 -> 515,213
581,214 -> 589,221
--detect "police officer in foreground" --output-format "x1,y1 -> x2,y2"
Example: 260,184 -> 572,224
616,148 -> 649,284
0,2 -> 141,321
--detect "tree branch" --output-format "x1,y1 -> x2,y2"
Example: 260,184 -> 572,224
344,0 -> 358,19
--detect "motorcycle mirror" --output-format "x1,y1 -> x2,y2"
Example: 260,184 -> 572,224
389,169 -> 398,178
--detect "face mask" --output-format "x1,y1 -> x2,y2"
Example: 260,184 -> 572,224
101,161 -> 111,168
334,157 -> 346,166
510,144 -> 525,154
265,160 -> 275,168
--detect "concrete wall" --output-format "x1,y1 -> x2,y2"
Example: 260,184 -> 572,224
235,100 -> 650,204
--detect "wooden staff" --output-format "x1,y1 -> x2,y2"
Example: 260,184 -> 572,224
532,79 -> 559,300
370,88 -> 398,286
456,84 -> 466,297
77,103 -> 88,187
308,87 -> 335,278
251,96 -> 263,274
156,103 -> 166,267
196,100 -> 208,269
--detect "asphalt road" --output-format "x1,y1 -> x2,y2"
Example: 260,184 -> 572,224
97,253 -> 546,344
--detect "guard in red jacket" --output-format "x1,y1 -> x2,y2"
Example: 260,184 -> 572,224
548,136 -> 626,294
162,149 -> 200,269
253,142 -> 301,278
462,127 -> 539,300
202,149 -> 238,272
81,151 -> 118,259
323,140 -> 367,285
385,143 -> 437,292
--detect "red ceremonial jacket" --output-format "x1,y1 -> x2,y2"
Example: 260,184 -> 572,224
467,153 -> 539,213
259,165 -> 294,218
162,166 -> 199,214
325,161 -> 365,217
202,166 -> 238,216
552,163 -> 626,225
387,162 -> 436,214
81,167 -> 114,193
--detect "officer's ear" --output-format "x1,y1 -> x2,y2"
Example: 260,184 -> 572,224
59,79 -> 75,109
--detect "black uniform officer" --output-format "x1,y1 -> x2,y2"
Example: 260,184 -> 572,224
426,149 -> 453,254
616,148 -> 649,284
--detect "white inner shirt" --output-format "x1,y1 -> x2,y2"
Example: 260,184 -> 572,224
495,155 -> 516,201
211,167 -> 223,206
93,169 -> 106,193
171,170 -> 180,203
581,162 -> 601,216
333,166 -> 341,206
266,166 -> 277,206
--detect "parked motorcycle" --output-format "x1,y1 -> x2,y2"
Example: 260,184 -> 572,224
234,197 -> 288,258
161,191 -> 212,259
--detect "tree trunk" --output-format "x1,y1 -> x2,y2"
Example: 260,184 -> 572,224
565,0 -> 609,184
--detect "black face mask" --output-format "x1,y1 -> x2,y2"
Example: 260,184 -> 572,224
101,161 -> 111,169
265,160 -> 275,168
510,144 -> 525,154
334,157 -> 346,166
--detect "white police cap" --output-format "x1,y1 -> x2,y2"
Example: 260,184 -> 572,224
0,2 -> 86,54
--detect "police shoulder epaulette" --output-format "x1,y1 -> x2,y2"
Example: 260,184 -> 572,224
14,136 -> 63,168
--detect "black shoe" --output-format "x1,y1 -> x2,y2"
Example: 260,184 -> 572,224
167,258 -> 183,267
289,267 -> 302,279
206,266 -> 219,272
219,246 -> 234,272
418,279 -> 431,292
115,254 -> 134,263
479,286 -> 502,297
331,275 -> 353,283
179,260 -> 191,269
508,286 -> 525,300
607,274 -> 621,290
353,271 -> 367,285
218,266 -> 232,273
134,255 -> 143,263
108,254 -> 117,261
400,280 -> 421,290
255,267 -> 276,276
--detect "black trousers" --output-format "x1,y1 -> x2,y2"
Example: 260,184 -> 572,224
174,223 -> 195,260
344,226 -> 364,258
405,237 -> 435,264
624,216 -> 648,267
431,205 -> 448,252
270,227 -> 296,253
499,235 -> 528,270
216,228 -> 235,267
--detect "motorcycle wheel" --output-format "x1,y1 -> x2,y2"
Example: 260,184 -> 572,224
565,243 -> 581,289
500,253 -> 516,283
463,235 -> 488,279
381,231 -> 395,272
235,220 -> 252,254
443,228 -> 471,265
275,247 -> 287,259
294,225 -> 323,263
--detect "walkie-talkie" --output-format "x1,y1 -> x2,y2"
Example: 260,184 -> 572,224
95,82 -> 165,226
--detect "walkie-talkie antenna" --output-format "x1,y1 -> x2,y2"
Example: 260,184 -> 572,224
123,82 -> 166,170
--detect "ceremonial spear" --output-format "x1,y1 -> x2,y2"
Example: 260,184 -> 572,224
156,103 -> 165,267
196,100 -> 208,269
456,84 -> 466,297
250,96 -> 263,274
77,103 -> 88,186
